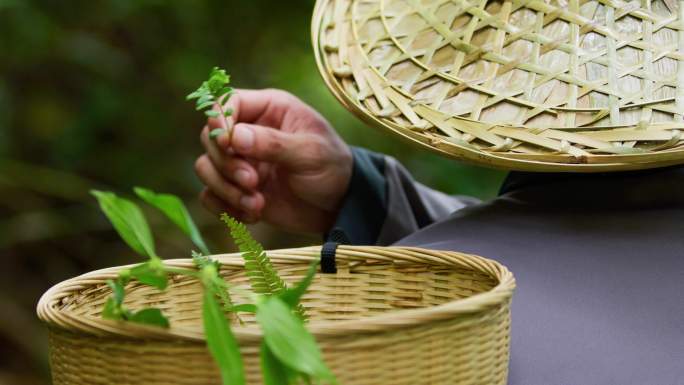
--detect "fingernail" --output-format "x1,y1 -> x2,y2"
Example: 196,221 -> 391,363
232,124 -> 254,151
234,169 -> 251,186
240,195 -> 258,210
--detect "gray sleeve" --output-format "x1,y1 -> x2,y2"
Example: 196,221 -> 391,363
376,156 -> 479,245
328,147 -> 479,246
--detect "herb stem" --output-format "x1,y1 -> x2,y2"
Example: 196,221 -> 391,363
216,102 -> 234,146
163,266 -> 200,278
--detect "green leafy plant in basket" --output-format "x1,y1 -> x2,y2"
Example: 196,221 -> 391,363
91,188 -> 334,385
88,65 -> 335,385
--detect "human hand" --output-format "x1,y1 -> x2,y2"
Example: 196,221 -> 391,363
194,89 -> 353,234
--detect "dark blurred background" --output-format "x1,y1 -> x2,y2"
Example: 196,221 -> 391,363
0,1 -> 504,384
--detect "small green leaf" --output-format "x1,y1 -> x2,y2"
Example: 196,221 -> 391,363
219,93 -> 233,106
207,67 -> 230,94
203,279 -> 245,385
219,86 -> 233,97
133,187 -> 210,255
229,303 -> 257,313
209,128 -> 225,140
131,259 -> 168,290
256,297 -> 335,382
186,91 -> 202,100
102,297 -> 122,320
205,110 -> 220,118
223,108 -> 233,117
91,190 -> 156,258
106,279 -> 125,304
280,261 -> 318,311
197,93 -> 214,104
118,269 -> 131,286
129,308 -> 170,328
196,101 -> 216,111
186,87 -> 208,100
260,342 -> 299,385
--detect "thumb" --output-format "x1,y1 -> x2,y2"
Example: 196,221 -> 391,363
216,123 -> 307,166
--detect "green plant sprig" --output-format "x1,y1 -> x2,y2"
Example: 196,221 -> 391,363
222,214 -> 309,320
91,190 -> 170,328
92,187 -> 334,385
221,214 -> 288,296
187,67 -> 235,144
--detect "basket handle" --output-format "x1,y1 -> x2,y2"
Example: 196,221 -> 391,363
321,228 -> 349,274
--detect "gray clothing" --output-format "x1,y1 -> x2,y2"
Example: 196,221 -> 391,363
333,148 -> 684,385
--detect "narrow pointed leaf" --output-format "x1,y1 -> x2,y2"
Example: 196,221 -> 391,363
280,261 -> 318,309
260,342 -> 298,385
256,297 -> 335,382
91,190 -> 156,258
133,187 -> 209,254
203,286 -> 245,385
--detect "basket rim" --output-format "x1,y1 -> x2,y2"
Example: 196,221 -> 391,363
310,0 -> 684,172
37,245 -> 515,343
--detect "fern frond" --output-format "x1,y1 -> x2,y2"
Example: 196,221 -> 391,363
220,214 -> 287,296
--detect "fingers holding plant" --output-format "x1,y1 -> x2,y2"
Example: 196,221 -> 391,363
190,68 -> 353,234
194,154 -> 265,221
214,120 -> 352,234
198,116 -> 263,221
203,87 -> 292,143
200,125 -> 260,190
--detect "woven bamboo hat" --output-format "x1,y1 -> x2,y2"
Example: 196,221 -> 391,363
312,0 -> 684,172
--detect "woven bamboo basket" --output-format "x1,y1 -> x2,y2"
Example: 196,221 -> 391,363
313,0 -> 684,171
37,245 -> 515,385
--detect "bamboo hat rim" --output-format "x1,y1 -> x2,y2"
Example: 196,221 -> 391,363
311,0 -> 684,172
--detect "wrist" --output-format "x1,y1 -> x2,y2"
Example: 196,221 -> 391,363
329,143 -> 354,211
323,147 -> 388,244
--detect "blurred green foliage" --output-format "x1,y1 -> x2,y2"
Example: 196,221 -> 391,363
0,1 -> 504,384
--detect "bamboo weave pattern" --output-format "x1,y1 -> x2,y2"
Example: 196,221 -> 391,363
37,246 -> 515,385
313,0 -> 684,171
